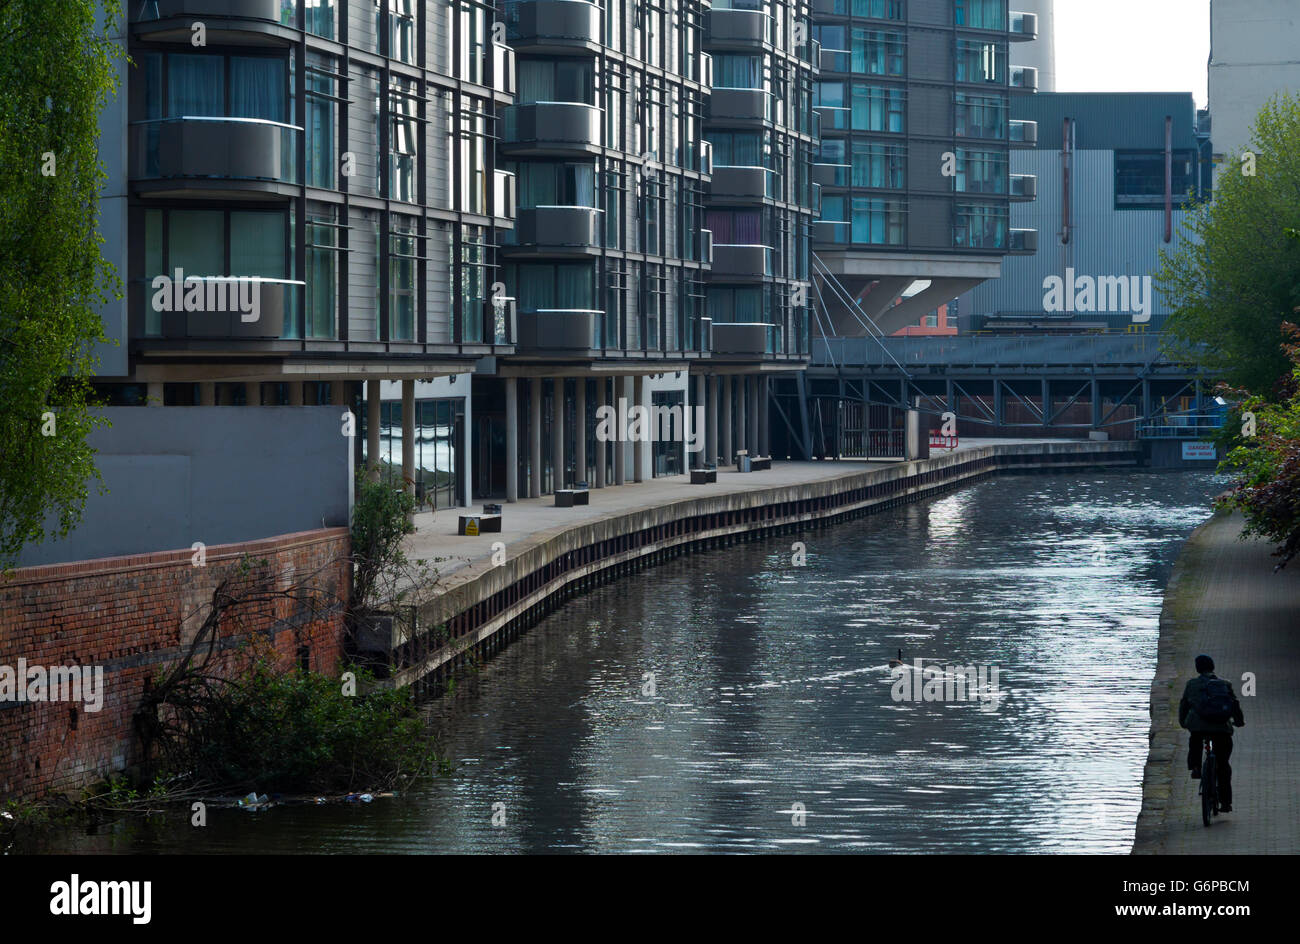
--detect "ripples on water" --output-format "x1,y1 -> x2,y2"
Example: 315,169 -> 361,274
32,471 -> 1223,854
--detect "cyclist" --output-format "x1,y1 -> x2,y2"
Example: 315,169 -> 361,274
1178,654 -> 1245,812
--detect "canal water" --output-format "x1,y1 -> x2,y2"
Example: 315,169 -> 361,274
28,470 -> 1223,854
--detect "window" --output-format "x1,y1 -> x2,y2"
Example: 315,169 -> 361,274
390,217 -> 417,341
1115,151 -> 1196,208
716,54 -> 764,89
305,68 -> 336,188
956,40 -> 1005,83
851,84 -> 905,132
518,59 -> 594,104
955,0 -> 1005,30
460,227 -> 491,342
389,0 -> 415,64
505,262 -> 596,310
855,0 -> 905,18
306,0 -> 335,39
851,197 -> 906,244
851,30 -> 905,76
705,131 -> 764,166
852,140 -> 906,188
705,209 -> 762,244
707,287 -> 764,323
305,215 -> 337,339
955,92 -> 1007,138
517,162 -> 597,208
954,203 -> 1008,249
390,84 -> 419,202
954,148 -> 1007,193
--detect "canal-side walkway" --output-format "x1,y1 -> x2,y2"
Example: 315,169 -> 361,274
1133,511 -> 1300,854
406,438 -> 1079,579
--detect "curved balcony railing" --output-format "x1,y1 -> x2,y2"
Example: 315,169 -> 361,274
711,322 -> 768,356
712,244 -> 774,279
1009,12 -> 1038,41
812,220 -> 850,244
1009,228 -> 1038,254
505,0 -> 602,48
502,102 -> 602,154
506,206 -> 604,249
710,165 -> 776,200
132,0 -> 296,40
707,8 -> 772,46
131,116 -> 299,185
141,276 -> 303,340
812,162 -> 850,187
1010,65 -> 1039,92
1009,119 -> 1038,147
711,88 -> 774,123
516,309 -> 602,352
1010,173 -> 1037,201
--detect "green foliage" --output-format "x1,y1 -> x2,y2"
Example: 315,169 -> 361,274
350,470 -> 418,609
1156,93 -> 1300,395
0,1 -> 124,568
178,660 -> 436,794
1216,325 -> 1300,568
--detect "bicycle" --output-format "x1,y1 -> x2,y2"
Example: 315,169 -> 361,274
1199,736 -> 1220,827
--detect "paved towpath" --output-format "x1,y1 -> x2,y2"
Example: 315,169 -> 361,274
1133,511 -> 1300,853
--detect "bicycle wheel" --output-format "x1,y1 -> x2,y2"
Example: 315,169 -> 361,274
1201,753 -> 1217,827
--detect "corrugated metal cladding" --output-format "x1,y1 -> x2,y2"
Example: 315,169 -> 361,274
1013,92 -> 1201,151
959,148 -> 1197,319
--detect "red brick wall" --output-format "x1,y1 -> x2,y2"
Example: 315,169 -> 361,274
0,528 -> 350,803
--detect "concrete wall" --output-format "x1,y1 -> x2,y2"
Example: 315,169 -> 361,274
17,407 -> 352,567
93,3 -> 128,378
1210,0 -> 1300,178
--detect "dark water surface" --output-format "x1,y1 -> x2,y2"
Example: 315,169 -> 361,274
28,471 -> 1223,854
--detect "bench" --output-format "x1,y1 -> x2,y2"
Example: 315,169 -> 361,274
690,468 -> 717,484
555,488 -> 590,507
457,513 -> 502,535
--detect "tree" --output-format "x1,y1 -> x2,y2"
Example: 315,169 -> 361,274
1156,93 -> 1300,396
0,1 -> 123,569
1216,324 -> 1300,570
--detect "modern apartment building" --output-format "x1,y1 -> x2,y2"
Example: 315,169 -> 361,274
96,1 -> 519,509
808,0 -> 1040,336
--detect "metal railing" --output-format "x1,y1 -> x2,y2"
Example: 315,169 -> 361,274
814,333 -> 1173,369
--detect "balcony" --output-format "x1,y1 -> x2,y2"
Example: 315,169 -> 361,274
507,206 -> 603,253
815,105 -> 849,131
1010,66 -> 1039,92
812,162 -> 850,187
504,0 -> 602,52
707,9 -> 772,46
482,298 -> 517,346
711,244 -> 773,281
820,47 -> 850,73
494,170 -> 517,221
700,229 -> 714,265
812,220 -> 849,244
131,0 -> 293,42
700,139 -> 714,176
150,277 -> 299,341
516,309 -> 601,353
710,165 -> 776,201
501,102 -> 602,156
1010,173 -> 1037,201
131,117 -> 299,195
1009,228 -> 1038,254
1009,12 -> 1038,41
711,88 -> 774,123
1009,119 -> 1038,147
711,322 -> 768,356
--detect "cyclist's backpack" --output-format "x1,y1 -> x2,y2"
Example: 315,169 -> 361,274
1195,678 -> 1235,723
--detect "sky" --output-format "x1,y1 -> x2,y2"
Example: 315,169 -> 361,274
1055,0 -> 1211,107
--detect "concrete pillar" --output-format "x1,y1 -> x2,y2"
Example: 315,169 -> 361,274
614,377 -> 627,486
759,375 -> 770,456
529,377 -> 542,498
747,376 -> 759,457
288,381 -> 304,406
401,380 -> 415,496
199,382 -> 216,406
366,379 -> 382,482
633,374 -> 645,483
551,377 -> 566,492
575,377 -> 587,486
330,381 -> 347,406
595,378 -> 607,488
505,377 -> 519,502
720,375 -> 732,466
692,374 -> 706,469
737,374 -> 748,455
706,374 -> 718,467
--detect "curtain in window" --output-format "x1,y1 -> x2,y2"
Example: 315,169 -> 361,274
734,288 -> 761,322
231,212 -> 285,277
717,55 -> 761,89
167,55 -> 223,116
519,60 -> 556,102
230,57 -> 285,121
555,263 -> 593,308
306,221 -> 335,339
169,210 -> 225,274
569,164 -> 596,205
733,210 -> 761,243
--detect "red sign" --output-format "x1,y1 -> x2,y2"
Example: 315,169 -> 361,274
928,431 -> 958,449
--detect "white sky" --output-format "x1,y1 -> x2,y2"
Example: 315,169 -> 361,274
1055,0 -> 1211,107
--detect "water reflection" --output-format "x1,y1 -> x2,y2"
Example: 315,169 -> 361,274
26,472 -> 1222,854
